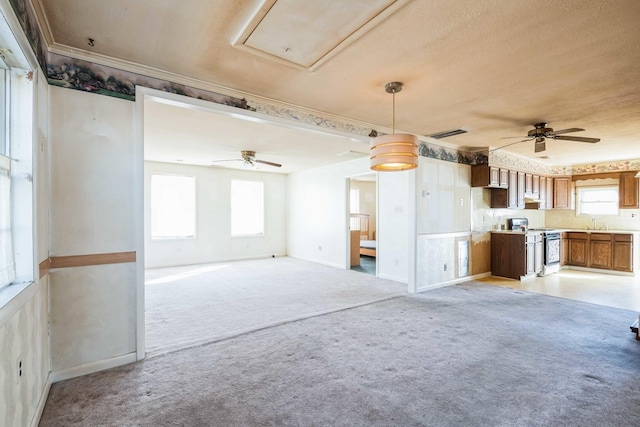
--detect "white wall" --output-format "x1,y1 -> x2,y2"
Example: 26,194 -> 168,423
144,161 -> 287,268
415,158 -> 472,290
48,85 -> 137,375
378,168 -> 415,284
287,157 -> 371,269
418,157 -> 471,234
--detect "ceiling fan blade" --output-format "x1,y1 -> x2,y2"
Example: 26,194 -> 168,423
549,127 -> 584,135
211,158 -> 243,163
552,135 -> 600,143
500,136 -> 527,139
534,139 -> 546,153
254,159 -> 282,167
490,137 -> 534,152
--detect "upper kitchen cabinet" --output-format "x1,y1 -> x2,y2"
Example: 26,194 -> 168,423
553,177 -> 572,209
471,165 -> 508,188
619,171 -> 639,209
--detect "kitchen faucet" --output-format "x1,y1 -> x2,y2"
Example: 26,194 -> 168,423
591,217 -> 597,230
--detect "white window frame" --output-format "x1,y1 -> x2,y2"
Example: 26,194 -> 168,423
231,180 -> 264,237
576,185 -> 619,216
0,154 -> 15,290
150,174 -> 197,239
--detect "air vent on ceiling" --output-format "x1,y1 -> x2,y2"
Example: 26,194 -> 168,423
427,128 -> 468,139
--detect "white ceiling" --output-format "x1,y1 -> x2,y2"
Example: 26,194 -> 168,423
35,0 -> 640,170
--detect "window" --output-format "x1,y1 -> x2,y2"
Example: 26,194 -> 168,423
0,62 -> 15,290
150,174 -> 196,238
0,154 -> 15,289
577,186 -> 619,216
231,180 -> 264,236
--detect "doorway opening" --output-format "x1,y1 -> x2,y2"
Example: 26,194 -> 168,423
348,174 -> 377,276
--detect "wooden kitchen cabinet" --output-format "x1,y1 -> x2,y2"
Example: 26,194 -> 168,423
499,169 -> 509,188
492,232 -> 541,280
532,175 -> 540,196
567,232 -> 588,267
613,234 -> 633,272
471,164 -> 507,188
589,233 -> 612,270
619,171 -> 639,209
546,176 -> 554,209
525,233 -> 543,275
517,171 -> 526,208
553,177 -> 571,209
539,177 -> 547,209
525,173 -> 533,194
565,232 -> 633,272
508,170 -> 518,208
490,188 -> 508,208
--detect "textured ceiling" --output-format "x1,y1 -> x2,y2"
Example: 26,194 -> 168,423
35,0 -> 640,168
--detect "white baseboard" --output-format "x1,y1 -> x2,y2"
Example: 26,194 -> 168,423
51,352 -> 137,383
287,255 -> 344,270
416,272 -> 492,293
31,371 -> 51,427
377,273 -> 408,284
561,265 -> 635,277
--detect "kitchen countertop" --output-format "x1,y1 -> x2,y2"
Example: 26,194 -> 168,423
490,229 -> 638,235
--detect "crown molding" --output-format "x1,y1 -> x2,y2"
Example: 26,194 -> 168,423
30,0 -> 54,46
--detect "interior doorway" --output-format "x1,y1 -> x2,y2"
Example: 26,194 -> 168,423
348,174 -> 377,276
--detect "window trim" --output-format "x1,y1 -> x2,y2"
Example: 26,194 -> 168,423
576,185 -> 620,217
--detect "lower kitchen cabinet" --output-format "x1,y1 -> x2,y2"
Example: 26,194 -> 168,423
567,232 -> 588,267
565,232 -> 633,272
589,233 -> 612,269
492,232 -> 542,280
613,234 -> 633,272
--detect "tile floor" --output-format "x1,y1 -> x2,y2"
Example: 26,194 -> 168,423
478,268 -> 640,312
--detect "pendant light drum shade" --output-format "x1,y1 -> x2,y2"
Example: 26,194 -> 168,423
370,81 -> 419,171
370,134 -> 418,171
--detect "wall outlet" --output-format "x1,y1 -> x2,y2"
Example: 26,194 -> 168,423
16,355 -> 23,384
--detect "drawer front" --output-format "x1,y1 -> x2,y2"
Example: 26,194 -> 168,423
614,234 -> 633,242
590,233 -> 612,241
567,232 -> 588,240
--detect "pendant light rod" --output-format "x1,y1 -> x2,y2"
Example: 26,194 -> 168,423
385,81 -> 403,133
370,81 -> 418,172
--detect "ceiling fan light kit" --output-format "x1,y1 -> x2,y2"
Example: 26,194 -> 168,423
370,82 -> 418,172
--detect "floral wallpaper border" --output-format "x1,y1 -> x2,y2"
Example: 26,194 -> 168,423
6,0 -> 521,168
489,150 -> 640,176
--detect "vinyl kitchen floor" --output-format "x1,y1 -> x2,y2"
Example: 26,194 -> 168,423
478,269 -> 640,312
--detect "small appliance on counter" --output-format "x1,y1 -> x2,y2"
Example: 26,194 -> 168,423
507,218 -> 528,231
503,218 -> 561,277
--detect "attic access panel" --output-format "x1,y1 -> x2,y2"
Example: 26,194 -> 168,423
233,0 -> 409,71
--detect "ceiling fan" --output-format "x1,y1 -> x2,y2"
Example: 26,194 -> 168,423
496,122 -> 601,153
211,150 -> 282,168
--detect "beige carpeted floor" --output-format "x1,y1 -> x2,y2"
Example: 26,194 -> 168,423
144,257 -> 406,355
40,280 -> 640,426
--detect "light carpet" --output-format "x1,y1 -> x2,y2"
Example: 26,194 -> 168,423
145,257 -> 405,355
40,282 -> 640,426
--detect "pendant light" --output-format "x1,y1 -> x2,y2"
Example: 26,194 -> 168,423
370,81 -> 419,171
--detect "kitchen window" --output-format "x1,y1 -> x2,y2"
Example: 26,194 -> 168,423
577,186 -> 619,216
